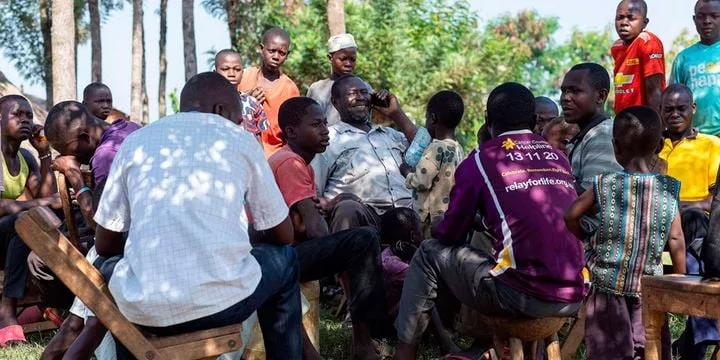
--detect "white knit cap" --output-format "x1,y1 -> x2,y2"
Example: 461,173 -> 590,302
328,33 -> 357,53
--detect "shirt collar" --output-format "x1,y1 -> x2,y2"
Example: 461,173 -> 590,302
334,120 -> 383,134
663,127 -> 699,140
498,129 -> 533,136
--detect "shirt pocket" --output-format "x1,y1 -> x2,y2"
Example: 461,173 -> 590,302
388,145 -> 404,168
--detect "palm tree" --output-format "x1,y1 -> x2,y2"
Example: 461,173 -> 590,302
39,0 -> 53,107
158,0 -> 168,118
89,0 -> 102,82
52,0 -> 76,103
182,0 -> 197,81
130,0 -> 143,123
142,16 -> 149,125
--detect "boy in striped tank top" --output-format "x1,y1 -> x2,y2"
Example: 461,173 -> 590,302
565,105 -> 686,360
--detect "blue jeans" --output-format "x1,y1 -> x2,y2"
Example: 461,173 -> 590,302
105,243 -> 302,360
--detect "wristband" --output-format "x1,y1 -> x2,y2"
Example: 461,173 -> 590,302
76,186 -> 92,197
39,153 -> 52,161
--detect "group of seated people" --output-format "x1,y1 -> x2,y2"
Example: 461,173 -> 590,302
0,27 -> 719,360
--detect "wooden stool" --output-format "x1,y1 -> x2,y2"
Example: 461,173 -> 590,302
479,315 -> 566,360
642,275 -> 720,360
243,281 -> 321,359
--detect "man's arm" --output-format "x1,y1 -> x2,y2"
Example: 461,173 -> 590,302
577,127 -> 622,192
667,211 -> 687,274
0,196 -> 59,217
95,225 -> 126,257
293,198 -> 329,240
644,74 -> 664,113
564,187 -> 597,240
54,155 -> 96,228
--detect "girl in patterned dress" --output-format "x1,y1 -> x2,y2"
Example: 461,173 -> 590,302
565,105 -> 686,360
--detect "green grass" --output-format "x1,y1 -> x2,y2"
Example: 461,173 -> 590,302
0,311 -> 710,360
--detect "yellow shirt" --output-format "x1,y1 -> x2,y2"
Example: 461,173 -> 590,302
1,152 -> 29,200
659,130 -> 720,202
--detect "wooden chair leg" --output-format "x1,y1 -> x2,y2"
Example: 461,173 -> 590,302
560,307 -> 585,360
493,335 -> 505,360
509,338 -> 523,360
528,340 -> 539,360
545,333 -> 561,360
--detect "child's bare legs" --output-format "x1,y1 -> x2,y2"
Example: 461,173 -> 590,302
63,316 -> 107,360
350,322 -> 379,360
41,314 -> 85,360
0,297 -> 18,328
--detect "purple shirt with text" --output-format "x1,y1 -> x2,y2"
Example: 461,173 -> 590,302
435,131 -> 585,303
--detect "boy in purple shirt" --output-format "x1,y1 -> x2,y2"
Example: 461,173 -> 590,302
39,100 -> 140,359
393,83 -> 586,360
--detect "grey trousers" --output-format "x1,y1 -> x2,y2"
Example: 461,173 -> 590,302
395,239 -> 583,344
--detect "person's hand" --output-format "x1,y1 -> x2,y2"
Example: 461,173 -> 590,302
249,87 -> 266,104
52,155 -> 81,175
312,196 -> 333,214
372,89 -> 401,117
27,251 -> 53,281
29,124 -> 51,155
400,163 -> 414,177
41,193 -> 62,210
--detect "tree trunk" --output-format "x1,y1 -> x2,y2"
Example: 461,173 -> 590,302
51,0 -> 76,103
130,0 -> 143,124
182,0 -> 197,82
89,0 -> 102,82
224,0 -> 239,48
327,0 -> 345,36
158,0 -> 167,118
142,16 -> 149,125
39,0 -> 53,107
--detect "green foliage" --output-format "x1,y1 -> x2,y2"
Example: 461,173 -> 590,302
666,27 -> 699,72
0,0 -> 122,86
169,88 -> 180,113
200,0 -> 618,151
0,0 -> 48,85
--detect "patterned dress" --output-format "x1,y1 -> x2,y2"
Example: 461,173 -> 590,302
405,138 -> 464,225
586,171 -> 680,297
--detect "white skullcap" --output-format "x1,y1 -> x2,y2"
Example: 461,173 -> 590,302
328,33 -> 357,53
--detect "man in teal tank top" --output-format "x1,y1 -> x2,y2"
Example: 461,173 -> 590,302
670,0 -> 720,135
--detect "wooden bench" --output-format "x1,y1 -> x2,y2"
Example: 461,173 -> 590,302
642,274 -> 720,360
15,206 -> 243,360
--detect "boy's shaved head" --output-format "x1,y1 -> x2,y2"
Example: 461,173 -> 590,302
279,97 -> 320,130
662,83 -> 694,101
45,101 -> 89,145
83,82 -> 111,100
380,207 -> 422,245
613,106 -> 663,158
180,72 -> 241,123
214,49 -> 241,66
0,94 -> 29,113
427,90 -> 464,128
618,0 -> 648,16
486,82 -> 536,136
262,27 -> 290,45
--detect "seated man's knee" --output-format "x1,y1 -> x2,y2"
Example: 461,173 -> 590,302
347,226 -> 381,253
332,199 -> 366,218
254,244 -> 299,281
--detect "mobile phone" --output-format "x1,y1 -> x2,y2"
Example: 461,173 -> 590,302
371,93 -> 389,108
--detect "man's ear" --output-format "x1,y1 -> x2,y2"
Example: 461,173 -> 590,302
530,114 -> 539,131
597,89 -> 610,105
285,125 -> 296,140
327,53 -> 333,62
212,103 -> 229,121
258,43 -> 264,53
644,17 -> 650,29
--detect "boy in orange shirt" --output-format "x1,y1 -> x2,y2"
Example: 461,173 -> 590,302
239,28 -> 300,156
611,0 -> 665,113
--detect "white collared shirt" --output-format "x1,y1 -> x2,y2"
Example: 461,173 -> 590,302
312,121 -> 414,213
94,112 -> 289,327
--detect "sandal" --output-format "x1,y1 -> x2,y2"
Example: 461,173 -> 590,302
0,324 -> 26,347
